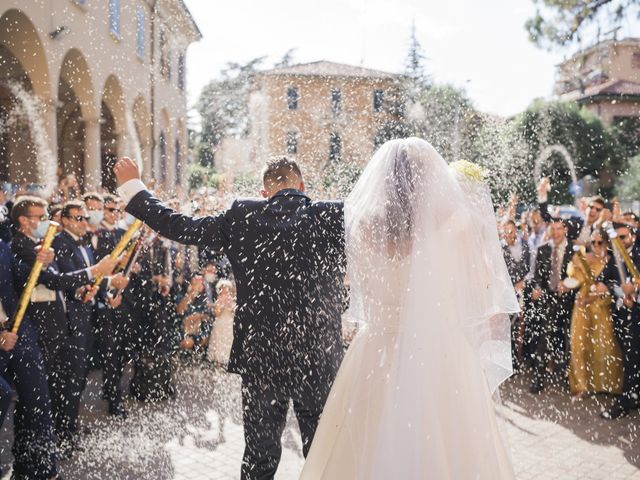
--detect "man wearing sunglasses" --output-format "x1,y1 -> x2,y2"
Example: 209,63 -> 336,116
10,195 -> 118,467
92,193 -> 130,418
52,200 -> 128,452
601,222 -> 640,419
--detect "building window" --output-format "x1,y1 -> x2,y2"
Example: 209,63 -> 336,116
331,88 -> 341,115
136,7 -> 145,60
175,139 -> 181,184
286,131 -> 298,154
159,131 -> 167,185
178,54 -> 185,90
160,29 -> 169,78
109,0 -> 121,38
373,89 -> 384,112
74,0 -> 87,6
633,52 -> 640,69
329,133 -> 341,162
287,87 -> 299,110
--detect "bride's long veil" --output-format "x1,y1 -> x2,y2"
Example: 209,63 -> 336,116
344,138 -> 519,478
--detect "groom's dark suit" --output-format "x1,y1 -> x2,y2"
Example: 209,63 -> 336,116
125,187 -> 346,479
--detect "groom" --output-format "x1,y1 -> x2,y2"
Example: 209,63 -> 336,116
113,156 -> 346,479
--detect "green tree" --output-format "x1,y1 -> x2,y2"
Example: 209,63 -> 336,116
405,22 -> 428,82
616,154 -> 640,200
526,0 -> 640,49
514,100 -> 618,202
195,57 -> 265,167
407,84 -> 484,164
275,48 -> 296,68
610,116 -> 640,168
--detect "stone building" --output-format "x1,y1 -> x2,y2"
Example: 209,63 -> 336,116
216,61 -> 404,177
555,37 -> 640,126
0,0 -> 201,193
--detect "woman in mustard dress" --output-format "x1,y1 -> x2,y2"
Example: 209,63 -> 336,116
567,228 -> 623,398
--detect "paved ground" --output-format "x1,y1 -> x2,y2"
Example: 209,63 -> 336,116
0,363 -> 638,479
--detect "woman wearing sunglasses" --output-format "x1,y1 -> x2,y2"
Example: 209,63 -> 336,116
565,228 -> 623,400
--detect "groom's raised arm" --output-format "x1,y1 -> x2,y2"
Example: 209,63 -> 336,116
114,157 -> 230,250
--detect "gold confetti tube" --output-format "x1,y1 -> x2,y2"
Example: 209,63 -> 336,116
92,219 -> 143,288
11,222 -> 59,334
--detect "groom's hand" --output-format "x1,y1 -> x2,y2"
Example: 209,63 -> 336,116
113,157 -> 140,187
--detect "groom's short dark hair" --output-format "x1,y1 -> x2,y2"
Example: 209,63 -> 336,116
262,156 -> 302,187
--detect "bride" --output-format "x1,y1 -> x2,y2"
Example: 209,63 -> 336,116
300,138 -> 519,479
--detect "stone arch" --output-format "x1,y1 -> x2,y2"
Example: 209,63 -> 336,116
57,48 -> 98,189
0,9 -> 50,98
0,9 -> 54,187
175,118 -> 186,186
132,95 -> 151,179
157,108 -> 172,188
100,75 -> 125,192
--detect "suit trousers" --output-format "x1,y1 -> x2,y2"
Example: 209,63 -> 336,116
65,312 -> 93,439
612,306 -> 640,409
0,321 -> 57,479
532,291 -> 572,385
95,306 -> 125,406
240,375 -> 331,480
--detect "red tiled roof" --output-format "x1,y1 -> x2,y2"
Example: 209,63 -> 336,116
562,79 -> 640,101
257,61 -> 398,79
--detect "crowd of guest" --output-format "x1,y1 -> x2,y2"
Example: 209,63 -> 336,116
1,168 -> 640,478
499,178 -> 640,421
0,180 -> 235,479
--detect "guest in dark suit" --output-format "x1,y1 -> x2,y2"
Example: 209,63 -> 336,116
600,222 -> 640,419
89,194 -> 130,417
0,234 -> 61,479
502,219 -> 531,288
115,155 -> 346,480
501,219 -> 530,369
10,196 -> 117,456
0,187 -> 12,244
51,200 -> 124,448
529,218 -> 576,393
128,235 -> 178,402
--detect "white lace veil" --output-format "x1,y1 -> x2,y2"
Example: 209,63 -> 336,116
345,137 -> 518,394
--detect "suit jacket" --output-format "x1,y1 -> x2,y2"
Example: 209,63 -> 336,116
502,239 -> 530,285
52,230 -> 98,338
601,244 -> 640,329
126,188 -> 346,391
532,241 -> 576,327
0,240 -> 17,322
93,225 -> 124,262
11,231 -> 90,346
533,242 -> 573,293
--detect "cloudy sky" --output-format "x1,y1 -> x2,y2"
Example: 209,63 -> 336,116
181,0 -> 635,119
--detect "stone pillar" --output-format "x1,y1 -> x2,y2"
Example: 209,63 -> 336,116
42,96 -> 59,187
83,117 -> 102,190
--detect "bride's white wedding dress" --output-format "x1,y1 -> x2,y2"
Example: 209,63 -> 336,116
301,138 -> 519,479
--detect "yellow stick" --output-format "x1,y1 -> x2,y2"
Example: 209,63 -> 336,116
11,222 -> 59,334
610,234 -> 640,282
92,219 -> 143,288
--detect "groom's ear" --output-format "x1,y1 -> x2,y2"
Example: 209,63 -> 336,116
299,181 -> 305,192
260,188 -> 270,198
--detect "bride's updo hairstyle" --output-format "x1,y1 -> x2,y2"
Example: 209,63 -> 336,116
385,144 -> 415,257
384,140 -> 425,258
